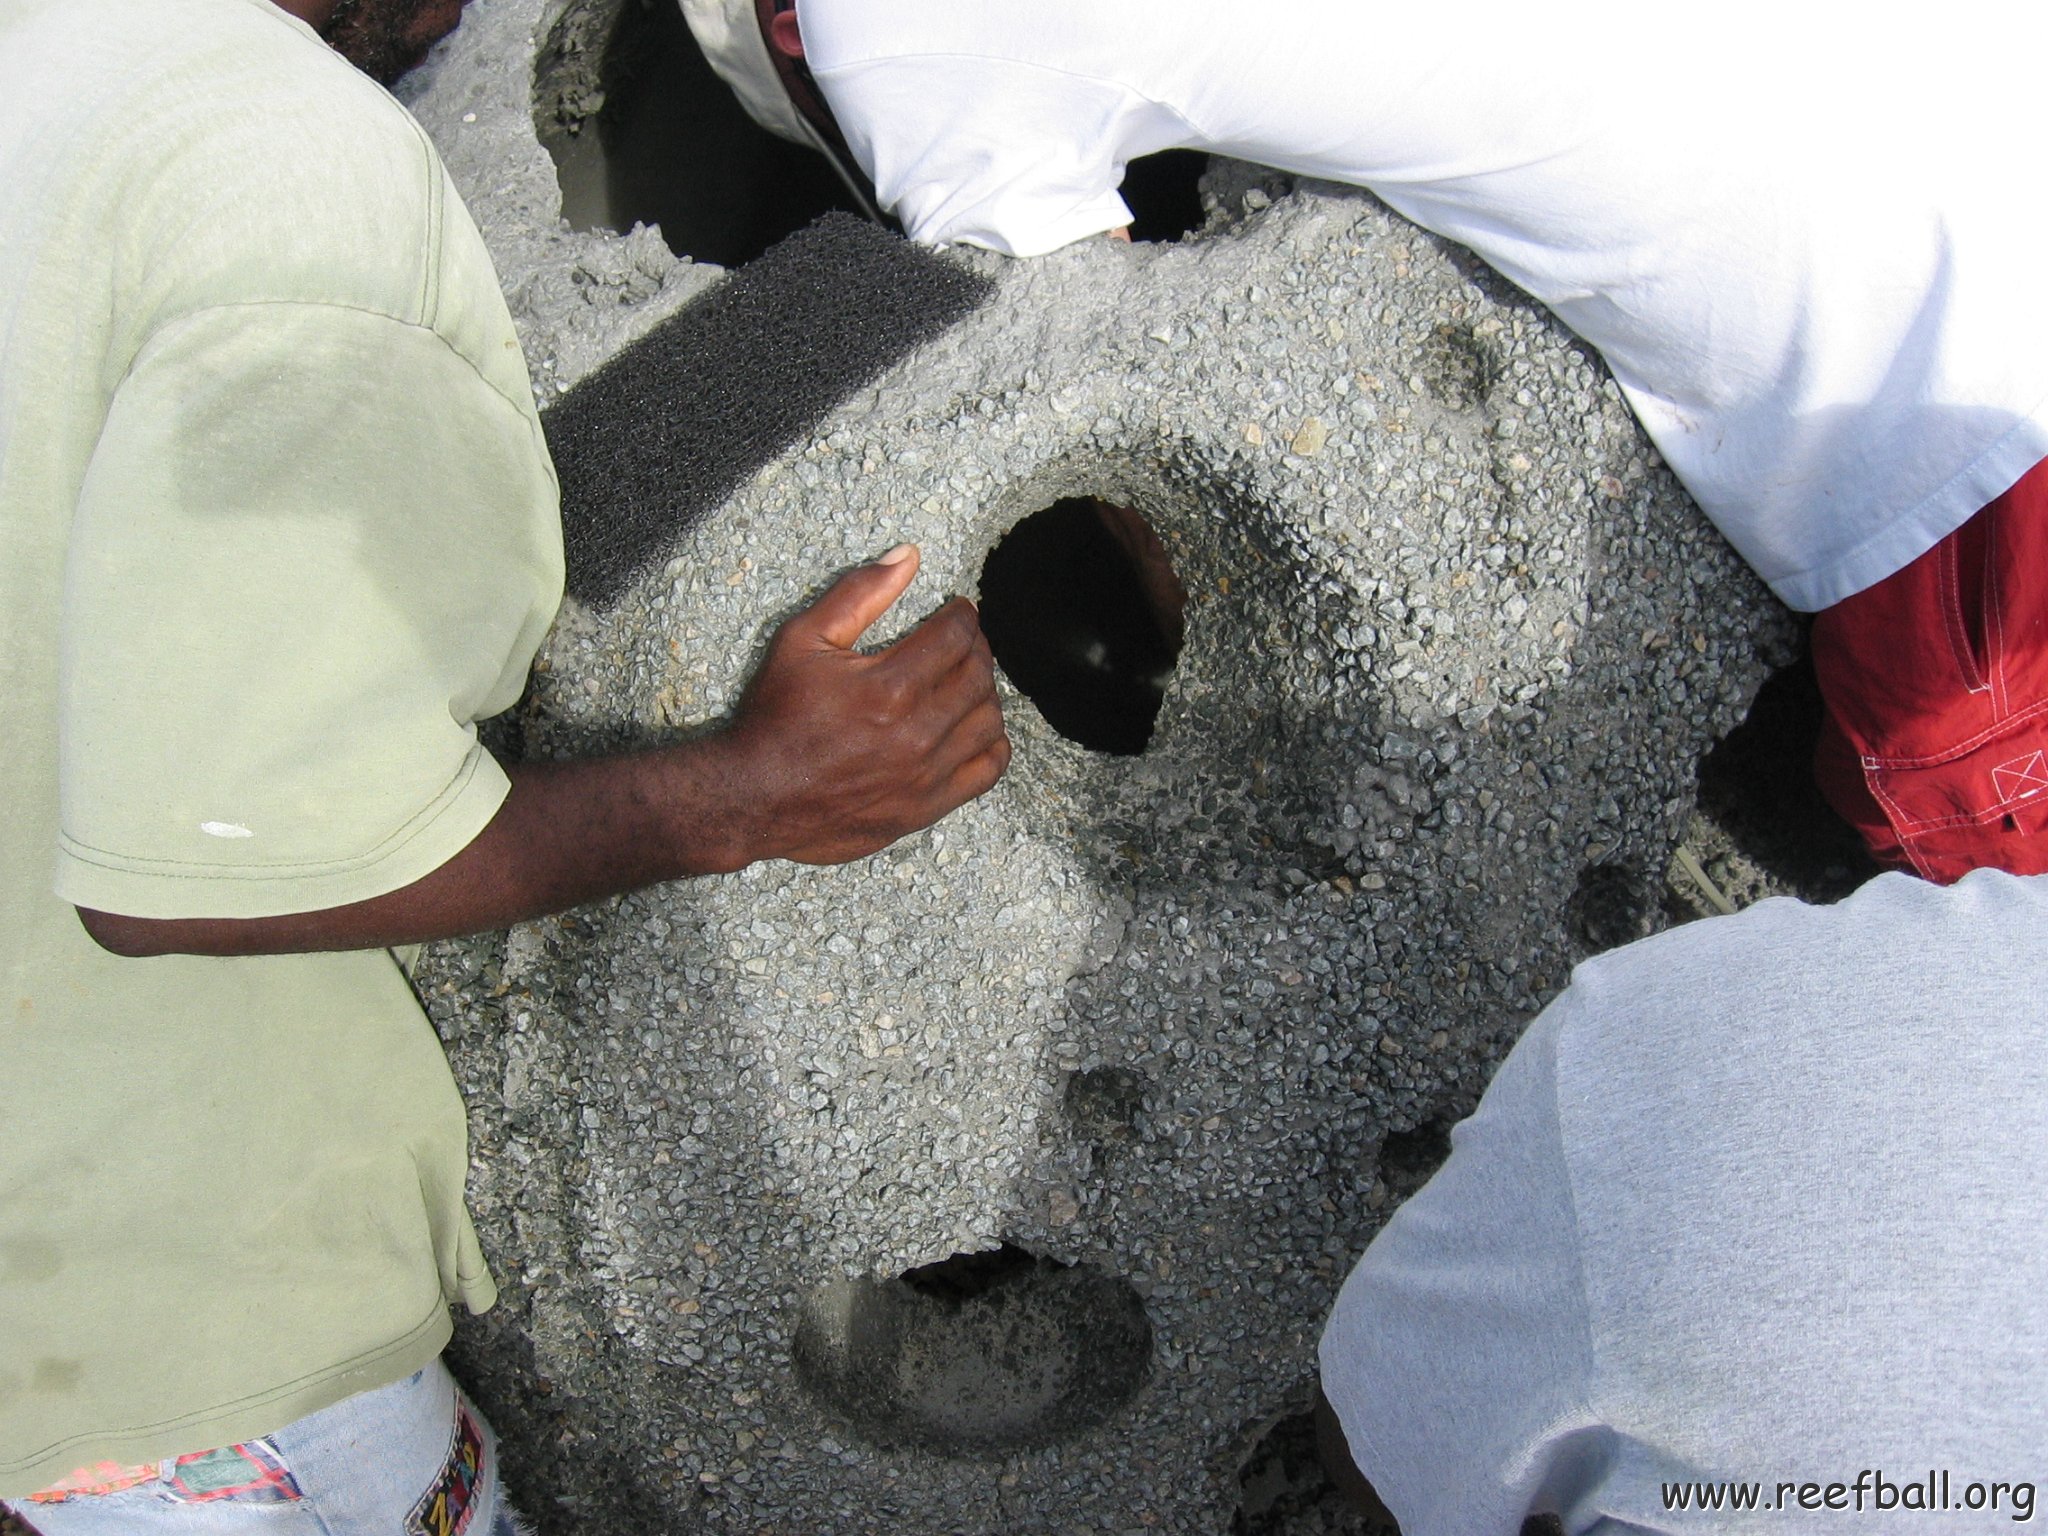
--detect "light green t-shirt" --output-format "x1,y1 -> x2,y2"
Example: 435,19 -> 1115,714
0,0 -> 563,1495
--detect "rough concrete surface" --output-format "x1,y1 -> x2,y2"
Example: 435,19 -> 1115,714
395,3 -> 1800,1532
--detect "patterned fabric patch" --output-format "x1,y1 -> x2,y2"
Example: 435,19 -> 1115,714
1993,748 -> 2048,804
407,1399 -> 486,1536
163,1438 -> 304,1504
25,1459 -> 161,1503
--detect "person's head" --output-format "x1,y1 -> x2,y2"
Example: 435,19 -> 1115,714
677,0 -> 880,218
295,0 -> 469,86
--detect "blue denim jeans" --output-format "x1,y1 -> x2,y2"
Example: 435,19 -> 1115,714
4,1359 -> 526,1535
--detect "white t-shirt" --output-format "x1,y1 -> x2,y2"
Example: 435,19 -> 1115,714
1319,869 -> 2048,1535
797,0 -> 2048,611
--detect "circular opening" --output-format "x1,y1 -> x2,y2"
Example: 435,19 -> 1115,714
792,1242 -> 1153,1454
978,497 -> 1187,756
1119,149 -> 1210,243
1064,1066 -> 1147,1153
1568,862 -> 1650,952
1695,640 -> 1879,900
535,0 -> 861,267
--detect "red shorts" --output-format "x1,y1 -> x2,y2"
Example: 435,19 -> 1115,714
1812,456 -> 2048,883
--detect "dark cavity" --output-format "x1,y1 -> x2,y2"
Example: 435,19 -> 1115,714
977,497 -> 1187,756
537,0 -> 862,267
1119,149 -> 1211,243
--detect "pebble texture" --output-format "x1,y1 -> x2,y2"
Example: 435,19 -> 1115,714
399,2 -> 1798,1531
545,215 -> 994,604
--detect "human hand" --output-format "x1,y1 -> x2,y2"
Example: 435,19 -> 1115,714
719,545 -> 1010,865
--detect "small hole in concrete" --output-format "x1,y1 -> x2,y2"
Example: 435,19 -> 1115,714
978,497 -> 1187,755
792,1243 -> 1153,1454
1377,1119 -> 1453,1203
1569,861 -> 1650,952
1064,1066 -> 1147,1157
1422,320 -> 1500,408
1119,149 -> 1210,243
535,0 -> 860,267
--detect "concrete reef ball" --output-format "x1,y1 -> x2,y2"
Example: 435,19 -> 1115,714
400,2 -> 1796,1532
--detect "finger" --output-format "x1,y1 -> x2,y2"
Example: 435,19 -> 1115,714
792,544 -> 921,651
952,696 -> 1009,761
874,631 -> 995,752
920,644 -> 1002,736
878,595 -> 985,682
944,733 -> 1012,804
921,700 -> 1009,794
857,714 -> 1009,851
900,738 -> 1007,834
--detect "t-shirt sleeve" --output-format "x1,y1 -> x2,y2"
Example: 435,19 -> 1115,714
54,300 -> 562,920
816,55 -> 1183,255
1318,1001 -> 1609,1535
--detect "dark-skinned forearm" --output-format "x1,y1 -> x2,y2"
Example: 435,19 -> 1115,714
76,548 -> 1009,961
76,737 -> 764,959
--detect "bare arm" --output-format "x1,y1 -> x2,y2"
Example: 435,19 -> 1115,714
79,546 -> 1009,958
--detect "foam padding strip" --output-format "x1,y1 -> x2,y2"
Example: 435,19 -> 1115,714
542,213 -> 996,607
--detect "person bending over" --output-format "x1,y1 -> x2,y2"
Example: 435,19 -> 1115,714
682,0 -> 2048,883
1319,868 -> 2048,1532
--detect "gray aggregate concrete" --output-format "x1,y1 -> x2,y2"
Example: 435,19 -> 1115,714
399,3 -> 1798,1530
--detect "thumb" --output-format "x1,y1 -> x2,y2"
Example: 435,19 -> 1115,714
794,544 -> 921,651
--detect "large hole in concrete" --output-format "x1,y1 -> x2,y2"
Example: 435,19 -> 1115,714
1120,149 -> 1209,243
1695,636 -> 1879,901
791,1242 -> 1153,1454
535,0 -> 862,267
1234,1410 -> 1395,1536
1233,1408 -> 1561,1535
978,497 -> 1187,755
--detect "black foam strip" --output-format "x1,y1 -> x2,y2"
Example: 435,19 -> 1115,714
541,213 -> 996,607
